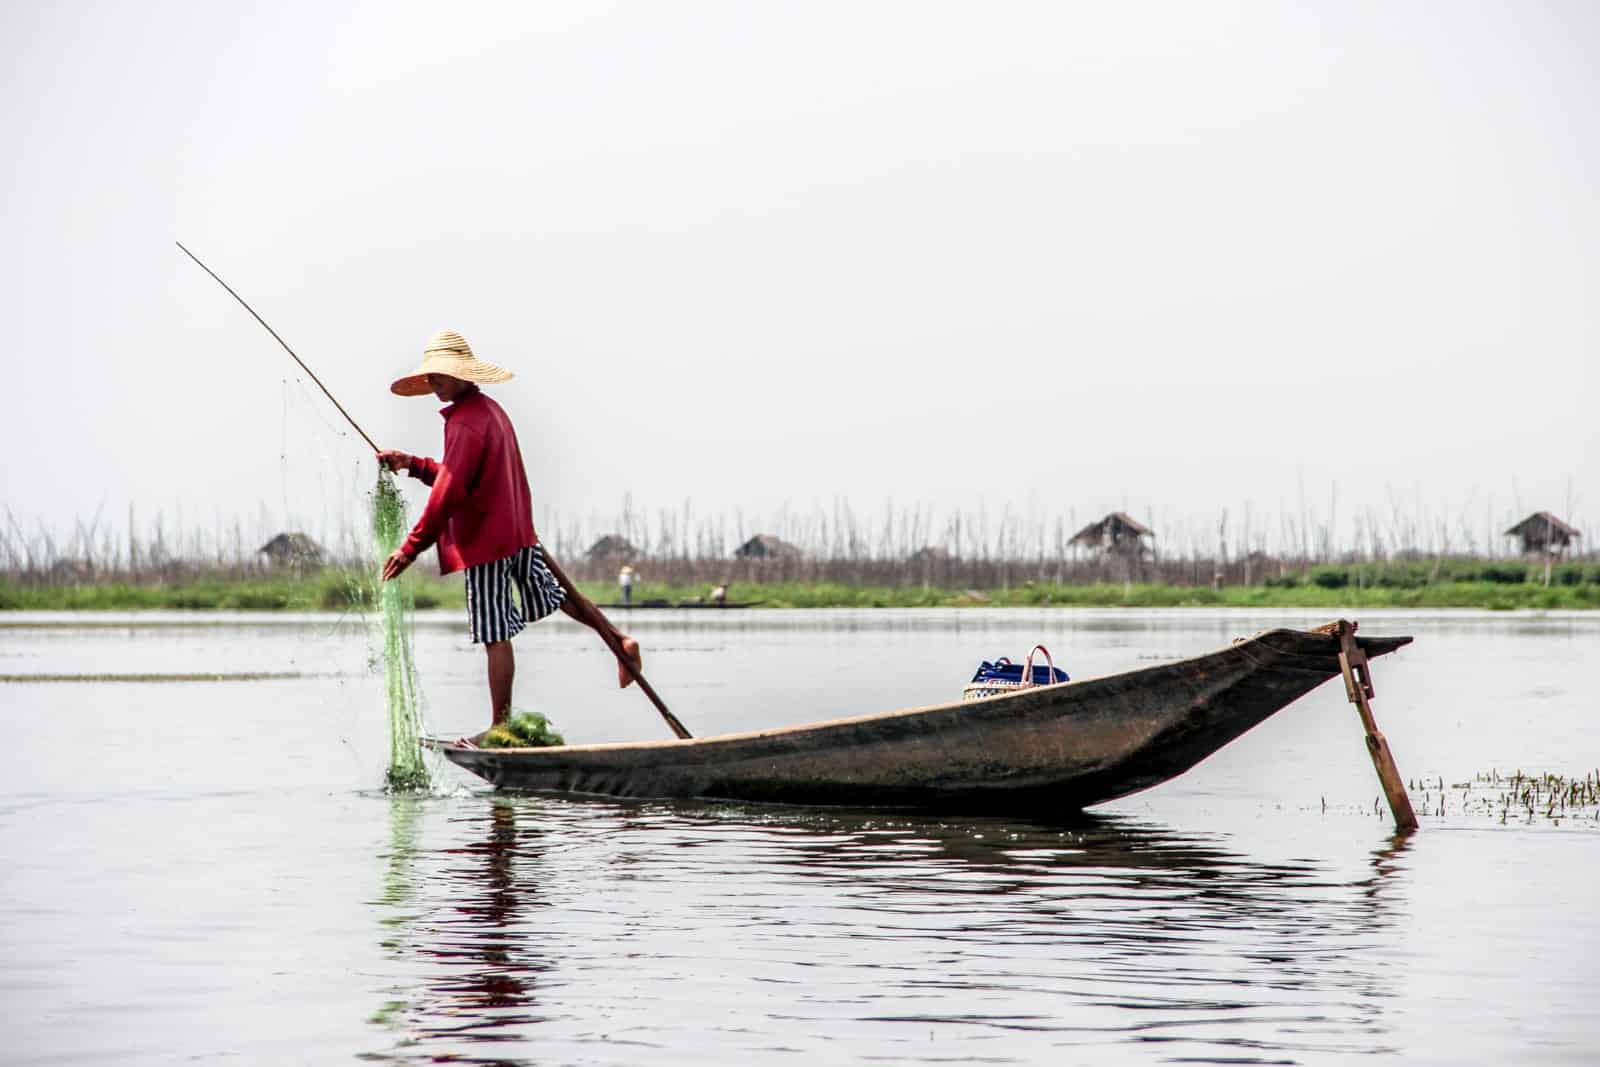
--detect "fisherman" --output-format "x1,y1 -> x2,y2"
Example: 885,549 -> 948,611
378,329 -> 641,733
618,563 -> 636,607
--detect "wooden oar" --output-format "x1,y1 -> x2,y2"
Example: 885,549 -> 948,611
539,550 -> 693,740
595,626 -> 692,740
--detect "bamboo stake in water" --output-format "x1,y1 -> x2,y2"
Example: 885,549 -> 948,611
1331,619 -> 1418,833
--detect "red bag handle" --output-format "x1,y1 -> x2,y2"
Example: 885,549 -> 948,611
1020,645 -> 1056,688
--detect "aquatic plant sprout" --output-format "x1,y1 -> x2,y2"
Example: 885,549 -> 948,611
372,470 -> 429,791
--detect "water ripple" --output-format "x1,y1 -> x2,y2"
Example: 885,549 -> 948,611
361,795 -> 1412,1064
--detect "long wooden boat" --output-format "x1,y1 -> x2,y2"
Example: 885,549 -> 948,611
431,624 -> 1411,811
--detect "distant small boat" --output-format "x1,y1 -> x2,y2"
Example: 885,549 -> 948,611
431,624 -> 1411,812
599,599 -> 762,610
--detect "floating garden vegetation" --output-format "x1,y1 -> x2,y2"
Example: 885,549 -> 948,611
481,711 -> 566,749
372,471 -> 429,791
8,576 -> 1594,612
1401,769 -> 1600,825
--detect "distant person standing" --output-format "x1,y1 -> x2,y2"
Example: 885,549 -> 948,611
710,582 -> 727,607
619,564 -> 636,607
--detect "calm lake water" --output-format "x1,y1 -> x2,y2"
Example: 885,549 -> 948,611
2,607 -> 1596,1065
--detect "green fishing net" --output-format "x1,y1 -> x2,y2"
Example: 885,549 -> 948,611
372,470 -> 430,791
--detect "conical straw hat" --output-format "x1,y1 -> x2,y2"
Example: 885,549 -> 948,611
390,329 -> 514,396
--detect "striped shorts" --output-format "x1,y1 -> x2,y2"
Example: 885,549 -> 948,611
464,544 -> 567,644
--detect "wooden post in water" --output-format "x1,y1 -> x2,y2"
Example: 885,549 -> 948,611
1329,619 -> 1419,833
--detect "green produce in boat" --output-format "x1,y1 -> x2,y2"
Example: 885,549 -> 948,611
481,712 -> 566,749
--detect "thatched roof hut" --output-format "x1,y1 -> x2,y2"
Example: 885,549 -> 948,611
586,534 -> 638,561
734,534 -> 803,560
49,559 -> 95,583
1504,512 -> 1580,556
907,545 -> 954,564
1068,512 -> 1153,556
258,532 -> 323,566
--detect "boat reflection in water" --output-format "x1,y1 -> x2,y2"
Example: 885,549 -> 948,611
365,795 -> 1412,1064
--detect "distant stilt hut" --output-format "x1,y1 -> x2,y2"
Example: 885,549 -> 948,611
49,559 -> 95,584
907,545 -> 955,585
1068,512 -> 1153,558
258,532 -> 323,568
586,534 -> 639,562
1504,512 -> 1580,558
734,534 -> 803,560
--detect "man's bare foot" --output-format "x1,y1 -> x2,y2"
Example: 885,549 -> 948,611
617,635 -> 642,688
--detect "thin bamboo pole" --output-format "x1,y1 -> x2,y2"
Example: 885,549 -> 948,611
176,241 -> 379,454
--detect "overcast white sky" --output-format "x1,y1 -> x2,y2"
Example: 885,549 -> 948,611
5,1 -> 1596,557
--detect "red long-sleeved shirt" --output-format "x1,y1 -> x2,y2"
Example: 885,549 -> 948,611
398,387 -> 539,574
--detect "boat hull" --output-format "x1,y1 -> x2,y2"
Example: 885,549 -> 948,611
434,627 -> 1411,811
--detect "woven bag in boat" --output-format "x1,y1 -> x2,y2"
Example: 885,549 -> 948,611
962,645 -> 1069,701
